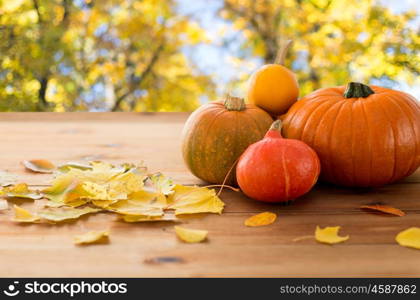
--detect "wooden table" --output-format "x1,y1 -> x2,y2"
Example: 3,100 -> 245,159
0,112 -> 419,277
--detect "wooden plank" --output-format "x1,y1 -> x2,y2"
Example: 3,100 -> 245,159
0,212 -> 419,277
0,112 -> 419,277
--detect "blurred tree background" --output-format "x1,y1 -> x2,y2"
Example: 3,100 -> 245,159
0,0 -> 418,112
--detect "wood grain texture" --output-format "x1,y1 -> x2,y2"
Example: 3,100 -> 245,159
0,112 -> 419,277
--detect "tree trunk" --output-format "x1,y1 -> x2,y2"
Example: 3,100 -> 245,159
37,76 -> 49,111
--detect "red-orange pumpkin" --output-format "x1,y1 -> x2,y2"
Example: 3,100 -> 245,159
181,96 -> 273,185
236,120 -> 320,203
282,82 -> 420,187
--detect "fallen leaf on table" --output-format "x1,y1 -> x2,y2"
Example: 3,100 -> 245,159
22,159 -> 55,173
315,226 -> 349,245
145,173 -> 175,195
168,185 -> 225,215
121,214 -> 178,223
53,162 -> 146,203
42,175 -> 88,205
43,201 -> 67,208
82,171 -> 144,201
82,182 -> 124,202
0,171 -> 18,187
396,227 -> 420,250
74,230 -> 109,245
12,205 -> 40,223
107,191 -> 166,216
175,226 -> 208,243
244,212 -> 277,227
360,204 -> 405,217
37,207 -> 101,223
3,183 -> 43,200
57,162 -> 93,172
58,161 -> 146,185
13,161 -> 225,238
0,199 -> 8,211
91,199 -> 118,209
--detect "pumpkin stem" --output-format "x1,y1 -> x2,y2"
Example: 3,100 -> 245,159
224,95 -> 246,111
269,120 -> 282,132
217,157 -> 240,196
203,185 -> 240,193
344,82 -> 375,98
274,40 -> 293,65
265,120 -> 283,139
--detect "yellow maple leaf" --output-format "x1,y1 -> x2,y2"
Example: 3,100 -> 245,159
42,175 -> 88,204
107,191 -> 166,216
82,182 -> 125,201
91,199 -> 118,209
37,207 -> 101,223
175,226 -> 208,243
60,161 -> 146,185
12,205 -> 40,223
4,183 -> 42,200
111,168 -> 146,193
52,162 -> 146,204
74,230 -> 109,245
167,185 -> 224,216
244,212 -> 277,227
315,226 -> 349,244
396,227 -> 420,250
145,173 -> 175,195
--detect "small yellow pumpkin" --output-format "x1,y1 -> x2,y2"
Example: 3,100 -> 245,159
247,40 -> 299,116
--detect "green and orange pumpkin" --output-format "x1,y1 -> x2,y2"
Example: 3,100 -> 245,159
181,95 -> 273,185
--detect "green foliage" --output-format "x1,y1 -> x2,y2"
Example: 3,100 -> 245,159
0,0 -> 215,111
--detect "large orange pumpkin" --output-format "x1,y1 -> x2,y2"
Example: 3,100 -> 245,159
282,82 -> 420,187
181,96 -> 273,185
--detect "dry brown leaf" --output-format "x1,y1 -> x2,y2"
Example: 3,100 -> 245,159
396,227 -> 420,250
360,204 -> 405,217
22,159 -> 55,173
315,226 -> 349,245
244,212 -> 277,227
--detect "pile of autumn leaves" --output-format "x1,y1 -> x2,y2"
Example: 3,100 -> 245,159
0,161 -> 225,244
0,160 -> 419,249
